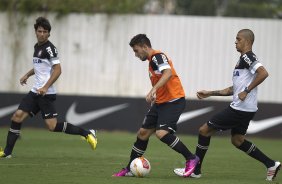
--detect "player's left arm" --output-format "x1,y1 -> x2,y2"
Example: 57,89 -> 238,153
37,63 -> 61,96
238,66 -> 269,101
247,66 -> 269,91
146,68 -> 172,103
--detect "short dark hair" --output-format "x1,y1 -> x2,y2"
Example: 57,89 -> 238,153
129,34 -> 151,47
239,29 -> 255,44
34,17 -> 51,32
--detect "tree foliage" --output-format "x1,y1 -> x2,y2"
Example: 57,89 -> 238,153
0,0 -> 147,15
0,0 -> 281,19
174,0 -> 282,18
175,0 -> 217,16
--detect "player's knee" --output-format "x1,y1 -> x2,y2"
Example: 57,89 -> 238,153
11,111 -> 25,123
137,129 -> 146,137
231,136 -> 244,147
47,126 -> 55,131
137,128 -> 151,140
47,124 -> 56,131
45,121 -> 57,131
199,124 -> 209,136
155,130 -> 167,139
199,123 -> 215,137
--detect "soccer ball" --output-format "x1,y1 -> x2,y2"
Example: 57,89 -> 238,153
130,157 -> 151,177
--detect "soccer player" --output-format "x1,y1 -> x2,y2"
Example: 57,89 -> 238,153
174,29 -> 281,181
112,34 -> 199,177
0,17 -> 97,158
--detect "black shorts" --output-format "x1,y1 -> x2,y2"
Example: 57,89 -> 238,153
142,97 -> 186,134
208,106 -> 256,135
18,91 -> 58,119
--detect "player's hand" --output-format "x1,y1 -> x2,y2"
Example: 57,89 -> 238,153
146,88 -> 156,104
196,90 -> 210,99
238,91 -> 247,101
36,87 -> 47,96
20,75 -> 28,86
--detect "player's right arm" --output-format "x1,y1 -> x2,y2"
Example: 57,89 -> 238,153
146,68 -> 172,103
20,68 -> 35,85
197,86 -> 233,99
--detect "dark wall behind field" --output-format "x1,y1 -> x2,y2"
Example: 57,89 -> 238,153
0,93 -> 281,138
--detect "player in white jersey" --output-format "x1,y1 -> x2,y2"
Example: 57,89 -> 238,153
173,29 -> 280,181
0,17 -> 97,158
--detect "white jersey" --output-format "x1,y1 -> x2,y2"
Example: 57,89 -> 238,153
31,41 -> 60,94
230,51 -> 262,112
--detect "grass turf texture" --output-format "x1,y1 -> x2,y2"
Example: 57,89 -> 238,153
0,128 -> 281,184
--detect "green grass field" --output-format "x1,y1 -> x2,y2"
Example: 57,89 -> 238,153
0,128 -> 281,184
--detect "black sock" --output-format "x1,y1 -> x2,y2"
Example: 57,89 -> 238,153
237,139 -> 275,168
4,121 -> 22,155
126,137 -> 149,169
195,134 -> 211,174
160,133 -> 194,160
54,122 -> 89,137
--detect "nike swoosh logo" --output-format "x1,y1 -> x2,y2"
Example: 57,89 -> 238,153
178,107 -> 282,134
247,116 -> 282,134
66,103 -> 129,126
177,107 -> 214,124
0,104 -> 18,118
